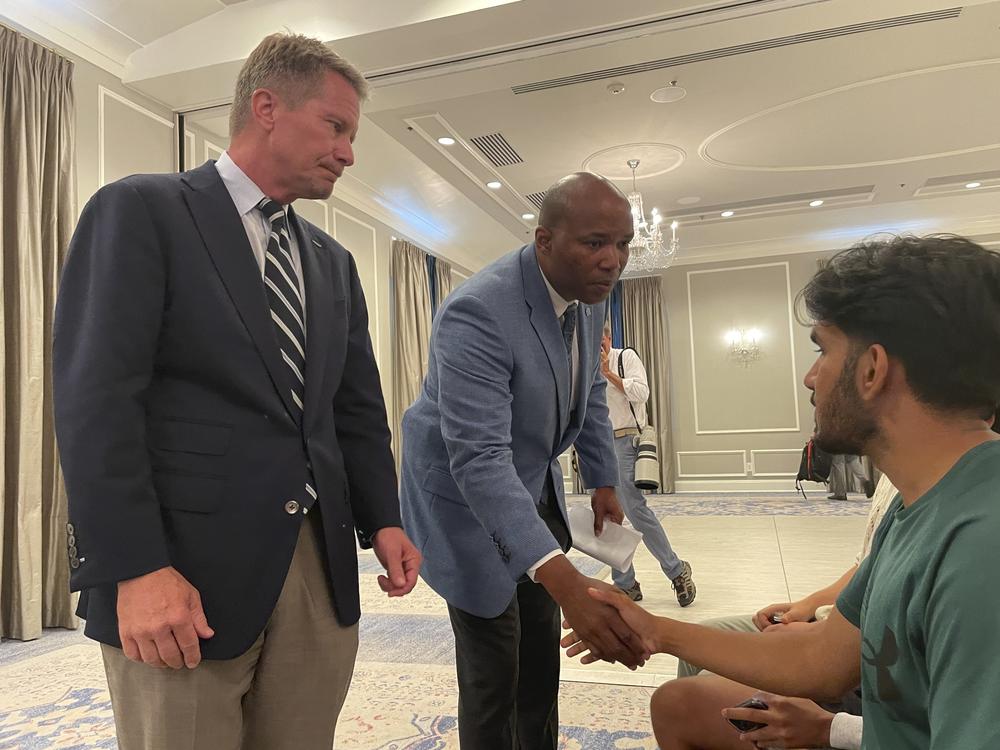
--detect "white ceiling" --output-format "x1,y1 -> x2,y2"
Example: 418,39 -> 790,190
4,0 -> 1000,271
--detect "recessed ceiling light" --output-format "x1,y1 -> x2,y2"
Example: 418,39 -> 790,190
522,213 -> 535,220
437,136 -> 455,146
721,210 -> 734,218
677,196 -> 701,205
809,199 -> 824,207
966,181 -> 982,189
486,181 -> 502,190
650,80 -> 687,104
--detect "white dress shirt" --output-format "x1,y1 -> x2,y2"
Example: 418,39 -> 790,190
214,151 -> 307,322
605,347 -> 649,432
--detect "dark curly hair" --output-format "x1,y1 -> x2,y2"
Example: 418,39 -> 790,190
797,234 -> 1000,418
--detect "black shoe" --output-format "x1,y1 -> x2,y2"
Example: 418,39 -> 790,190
671,561 -> 696,607
864,479 -> 876,498
618,581 -> 643,602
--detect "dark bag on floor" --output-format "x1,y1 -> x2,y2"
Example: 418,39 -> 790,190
795,438 -> 832,498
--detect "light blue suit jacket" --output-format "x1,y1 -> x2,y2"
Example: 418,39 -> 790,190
399,244 -> 619,617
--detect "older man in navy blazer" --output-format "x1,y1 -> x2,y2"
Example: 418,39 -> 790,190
54,33 -> 419,750
400,172 -> 646,749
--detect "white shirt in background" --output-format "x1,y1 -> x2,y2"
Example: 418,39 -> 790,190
605,347 -> 649,431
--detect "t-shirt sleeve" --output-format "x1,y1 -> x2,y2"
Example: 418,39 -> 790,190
924,519 -> 1000,749
835,553 -> 873,628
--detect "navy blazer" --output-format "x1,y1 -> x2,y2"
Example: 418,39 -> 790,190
399,244 -> 619,618
53,162 -> 400,659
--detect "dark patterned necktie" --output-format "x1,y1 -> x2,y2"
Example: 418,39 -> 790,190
561,303 -> 578,367
257,198 -> 306,419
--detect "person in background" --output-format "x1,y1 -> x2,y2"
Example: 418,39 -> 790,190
600,324 -> 695,606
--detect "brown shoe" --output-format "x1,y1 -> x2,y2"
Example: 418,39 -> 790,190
618,581 -> 643,602
671,561 -> 696,607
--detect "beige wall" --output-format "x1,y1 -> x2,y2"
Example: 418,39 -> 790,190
662,250 -> 830,491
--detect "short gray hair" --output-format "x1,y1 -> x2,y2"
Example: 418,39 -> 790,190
603,322 -> 613,337
230,33 -> 368,136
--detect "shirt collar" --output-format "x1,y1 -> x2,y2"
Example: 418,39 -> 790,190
215,151 -> 270,217
537,259 -> 577,319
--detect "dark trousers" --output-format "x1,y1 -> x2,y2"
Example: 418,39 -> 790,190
447,474 -> 569,750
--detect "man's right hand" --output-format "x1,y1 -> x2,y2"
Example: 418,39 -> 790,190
117,566 -> 215,670
535,556 -> 648,669
753,599 -> 814,631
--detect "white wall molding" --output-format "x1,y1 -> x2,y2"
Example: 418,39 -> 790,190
675,478 -> 823,493
687,261 -> 801,435
750,448 -> 803,478
204,139 -> 226,163
332,208 -> 381,358
676,450 -> 747,479
98,85 -> 173,187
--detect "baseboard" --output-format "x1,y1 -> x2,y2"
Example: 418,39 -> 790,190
673,479 -> 827,493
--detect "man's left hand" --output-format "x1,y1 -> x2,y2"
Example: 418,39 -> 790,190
591,487 -> 623,536
372,527 -> 422,596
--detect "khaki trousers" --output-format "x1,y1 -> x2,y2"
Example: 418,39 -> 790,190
102,511 -> 359,750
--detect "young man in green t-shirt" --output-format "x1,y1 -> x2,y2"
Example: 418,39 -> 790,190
562,234 -> 1000,750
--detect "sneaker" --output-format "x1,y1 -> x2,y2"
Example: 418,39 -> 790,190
864,479 -> 876,498
619,581 -> 643,602
671,561 -> 696,607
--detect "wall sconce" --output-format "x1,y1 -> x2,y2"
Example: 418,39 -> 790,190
725,328 -> 762,367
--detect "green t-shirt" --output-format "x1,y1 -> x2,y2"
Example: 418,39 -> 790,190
837,439 -> 1000,750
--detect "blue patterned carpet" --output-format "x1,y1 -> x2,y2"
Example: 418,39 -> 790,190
0,491 -> 866,749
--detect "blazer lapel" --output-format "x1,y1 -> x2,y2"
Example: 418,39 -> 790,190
520,245 -> 571,440
289,207 -> 336,436
181,164 -> 299,423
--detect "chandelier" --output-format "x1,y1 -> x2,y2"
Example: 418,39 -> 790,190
622,159 -> 678,277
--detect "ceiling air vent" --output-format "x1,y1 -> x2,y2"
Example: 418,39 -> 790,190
512,8 -> 962,94
525,192 -> 546,210
470,132 -> 524,167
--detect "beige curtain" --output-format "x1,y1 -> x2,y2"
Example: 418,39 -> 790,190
434,256 -> 454,308
620,276 -> 676,493
0,26 -> 78,639
390,240 -> 434,467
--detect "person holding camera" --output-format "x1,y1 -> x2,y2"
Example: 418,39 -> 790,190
600,324 -> 695,606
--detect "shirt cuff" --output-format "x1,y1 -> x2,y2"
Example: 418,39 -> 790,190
526,550 -> 564,582
829,712 -> 863,750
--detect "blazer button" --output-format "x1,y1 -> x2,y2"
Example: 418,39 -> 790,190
67,535 -> 76,547
284,500 -> 300,514
66,523 -> 75,535
69,557 -> 80,569
68,545 -> 78,558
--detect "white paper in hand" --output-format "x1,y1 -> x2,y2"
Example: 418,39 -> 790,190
567,505 -> 643,572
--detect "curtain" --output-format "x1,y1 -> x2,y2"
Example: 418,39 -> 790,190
390,240 -> 434,467
0,26 -> 78,639
620,276 -> 676,493
433,255 -> 454,312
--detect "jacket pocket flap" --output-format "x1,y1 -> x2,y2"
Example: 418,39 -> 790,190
421,468 -> 465,504
152,419 -> 232,455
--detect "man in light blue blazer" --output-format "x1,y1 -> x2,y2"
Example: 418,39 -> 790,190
400,172 -> 646,749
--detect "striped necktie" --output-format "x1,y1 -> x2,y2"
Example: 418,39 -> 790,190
257,198 -> 306,419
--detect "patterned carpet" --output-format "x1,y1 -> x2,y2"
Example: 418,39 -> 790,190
0,492 -> 868,749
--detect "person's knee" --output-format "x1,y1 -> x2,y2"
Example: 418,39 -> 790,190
650,679 -> 697,737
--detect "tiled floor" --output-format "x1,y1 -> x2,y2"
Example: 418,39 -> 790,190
0,492 -> 870,749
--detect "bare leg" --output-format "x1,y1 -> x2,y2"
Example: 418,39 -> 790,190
651,674 -> 758,750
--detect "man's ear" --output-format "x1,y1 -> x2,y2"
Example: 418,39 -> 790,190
858,343 -> 890,402
535,225 -> 552,254
250,88 -> 279,132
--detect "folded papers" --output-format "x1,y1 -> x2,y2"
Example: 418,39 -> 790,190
567,505 -> 643,572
